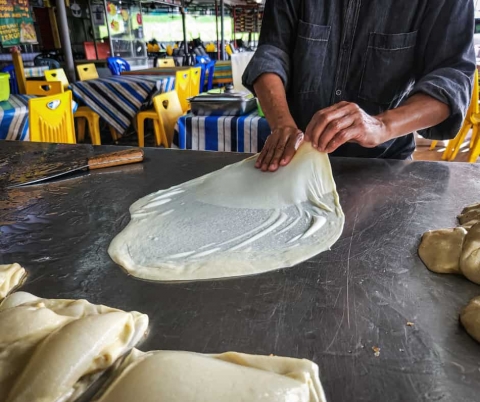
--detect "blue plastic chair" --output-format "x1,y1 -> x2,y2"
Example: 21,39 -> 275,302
205,60 -> 215,91
1,64 -> 18,94
195,55 -> 211,65
107,57 -> 131,76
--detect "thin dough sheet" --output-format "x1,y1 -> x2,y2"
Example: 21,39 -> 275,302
108,143 -> 345,281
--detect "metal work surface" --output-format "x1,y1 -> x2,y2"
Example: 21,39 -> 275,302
1,141 -> 480,401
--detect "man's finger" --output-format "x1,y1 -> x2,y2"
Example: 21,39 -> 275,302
317,114 -> 355,151
261,138 -> 279,171
325,126 -> 358,153
303,103 -> 347,142
255,134 -> 273,168
268,134 -> 290,171
280,132 -> 303,166
306,104 -> 352,148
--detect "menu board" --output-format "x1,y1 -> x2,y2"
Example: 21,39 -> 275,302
0,0 -> 37,46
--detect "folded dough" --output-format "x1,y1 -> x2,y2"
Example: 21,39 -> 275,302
109,142 -> 344,281
96,350 -> 326,402
0,264 -> 26,299
458,202 -> 480,228
460,296 -> 480,343
0,292 -> 148,402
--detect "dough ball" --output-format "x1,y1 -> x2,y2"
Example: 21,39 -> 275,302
458,203 -> 480,226
460,296 -> 480,343
459,222 -> 480,285
418,227 -> 467,274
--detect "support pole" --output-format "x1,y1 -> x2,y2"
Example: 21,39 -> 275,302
220,0 -> 225,60
181,3 -> 188,65
55,0 -> 75,82
215,0 -> 220,60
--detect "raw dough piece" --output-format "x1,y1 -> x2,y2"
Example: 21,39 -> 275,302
458,203 -> 480,228
109,142 -> 344,281
460,296 -> 480,343
0,264 -> 26,299
97,350 -> 326,402
460,222 -> 480,284
0,292 -> 148,402
418,228 -> 467,274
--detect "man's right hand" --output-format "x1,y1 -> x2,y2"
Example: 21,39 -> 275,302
255,127 -> 304,172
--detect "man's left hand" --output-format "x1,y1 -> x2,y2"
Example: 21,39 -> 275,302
305,102 -> 390,153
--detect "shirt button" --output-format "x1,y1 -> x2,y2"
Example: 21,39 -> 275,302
336,89 -> 342,96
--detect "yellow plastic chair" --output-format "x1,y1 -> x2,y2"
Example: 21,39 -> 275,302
157,58 -> 175,68
26,80 -> 64,96
44,68 -> 70,90
430,69 -> 479,162
12,49 -> 26,94
153,91 -> 184,147
166,45 -> 173,56
76,63 -> 99,81
175,69 -> 191,113
190,67 -> 202,97
29,91 -> 76,144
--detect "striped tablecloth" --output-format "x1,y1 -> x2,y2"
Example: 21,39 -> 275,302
72,75 -> 175,135
176,111 -> 270,153
0,95 -> 34,141
24,66 -> 49,78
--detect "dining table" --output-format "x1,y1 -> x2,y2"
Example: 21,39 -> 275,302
71,75 -> 175,135
175,110 -> 271,153
0,94 -> 35,141
24,66 -> 50,78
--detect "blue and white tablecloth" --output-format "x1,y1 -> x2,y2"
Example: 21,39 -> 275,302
176,111 -> 271,153
72,75 -> 175,135
0,95 -> 34,141
24,66 -> 49,78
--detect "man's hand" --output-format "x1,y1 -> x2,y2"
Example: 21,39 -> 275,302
305,102 -> 390,153
255,126 -> 304,172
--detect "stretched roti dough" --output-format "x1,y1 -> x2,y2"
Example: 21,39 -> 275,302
0,264 -> 26,299
0,292 -> 148,402
97,350 -> 326,402
109,143 -> 344,281
460,296 -> 480,343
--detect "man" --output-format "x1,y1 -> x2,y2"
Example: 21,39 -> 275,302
243,0 -> 476,171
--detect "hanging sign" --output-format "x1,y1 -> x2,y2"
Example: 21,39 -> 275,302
0,0 -> 37,46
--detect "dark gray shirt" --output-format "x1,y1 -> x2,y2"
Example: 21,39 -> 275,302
243,0 -> 476,159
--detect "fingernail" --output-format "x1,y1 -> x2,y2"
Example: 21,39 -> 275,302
312,143 -> 317,148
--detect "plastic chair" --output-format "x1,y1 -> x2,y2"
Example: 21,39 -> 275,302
76,63 -> 99,81
175,69 -> 191,113
29,91 -> 76,144
34,56 -> 61,69
153,91 -> 184,147
190,67 -> 202,97
26,80 -> 64,96
44,68 -> 101,145
12,49 -> 26,94
204,60 -> 215,92
157,58 -> 175,68
1,65 -> 18,94
430,69 -> 479,162
44,68 -> 70,90
195,55 -> 211,64
107,57 -> 131,76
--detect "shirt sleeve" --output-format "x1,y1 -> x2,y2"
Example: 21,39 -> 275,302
242,0 -> 299,93
410,0 -> 476,140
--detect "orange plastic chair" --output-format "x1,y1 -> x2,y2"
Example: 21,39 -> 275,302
76,63 -> 99,81
153,91 -> 184,147
44,68 -> 70,90
26,80 -> 64,96
157,58 -> 175,68
175,69 -> 191,113
190,67 -> 202,97
12,49 -> 26,94
29,91 -> 76,144
430,69 -> 479,162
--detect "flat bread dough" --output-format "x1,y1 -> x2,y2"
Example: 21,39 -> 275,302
458,202 -> 480,227
0,292 -> 148,402
460,296 -> 480,343
109,143 -> 344,281
0,264 -> 26,299
96,349 -> 326,402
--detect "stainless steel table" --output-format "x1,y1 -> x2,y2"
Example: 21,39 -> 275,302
1,141 -> 480,402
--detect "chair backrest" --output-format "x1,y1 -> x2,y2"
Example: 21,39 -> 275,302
76,63 -> 99,81
194,63 -> 206,93
29,90 -> 76,144
1,64 -> 19,94
205,60 -> 216,91
471,68 -> 479,116
157,58 -> 175,68
44,68 -> 70,90
107,57 -> 131,75
12,49 -> 26,94
153,91 -> 184,147
190,67 -> 202,97
26,80 -> 64,96
34,56 -> 61,69
175,69 -> 192,113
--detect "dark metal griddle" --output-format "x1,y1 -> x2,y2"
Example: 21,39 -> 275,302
1,141 -> 480,402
